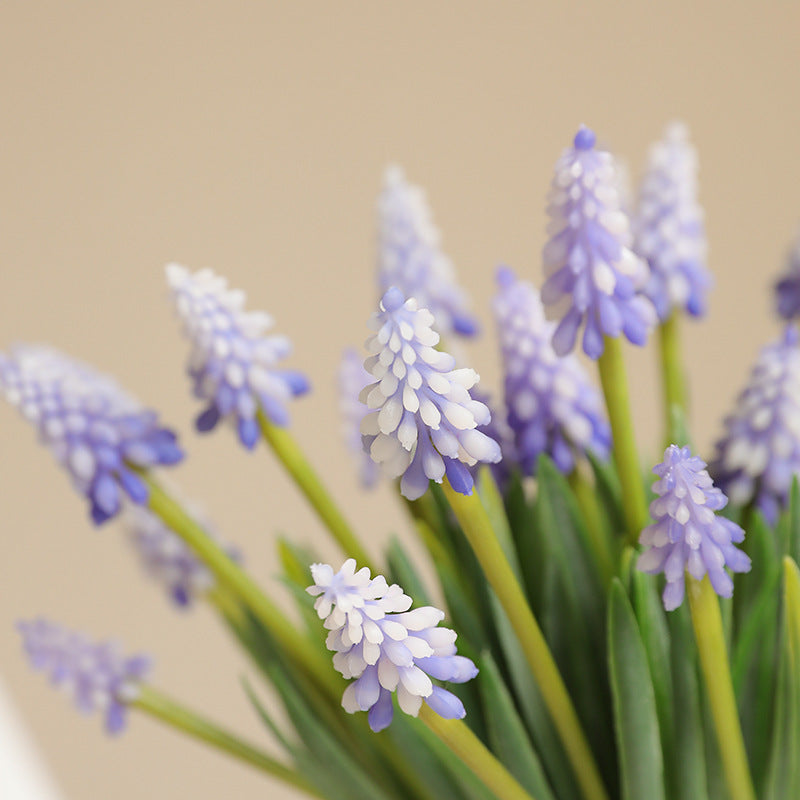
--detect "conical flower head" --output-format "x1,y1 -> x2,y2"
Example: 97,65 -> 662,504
361,288 -> 502,500
774,228 -> 800,320
338,348 -> 380,489
542,126 -> 657,359
638,445 -> 751,611
634,122 -> 711,321
308,559 -> 478,732
377,166 -> 478,339
166,264 -> 310,449
17,618 -> 152,735
124,504 -> 241,609
710,325 -> 800,523
493,266 -> 610,476
0,345 -> 182,524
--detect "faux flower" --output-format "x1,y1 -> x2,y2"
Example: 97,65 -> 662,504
17,618 -> 152,735
377,166 -> 478,339
308,559 -> 478,732
710,325 -> 800,524
541,126 -> 657,359
0,345 -> 182,524
166,264 -> 310,449
638,445 -> 751,610
774,228 -> 800,320
493,266 -> 610,476
360,288 -> 501,500
633,122 -> 711,322
124,504 -> 240,608
338,348 -> 380,489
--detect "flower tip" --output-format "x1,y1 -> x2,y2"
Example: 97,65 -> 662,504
381,286 -> 407,313
573,125 -> 596,151
495,265 -> 516,288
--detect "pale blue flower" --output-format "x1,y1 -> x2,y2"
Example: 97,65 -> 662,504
308,559 -> 478,732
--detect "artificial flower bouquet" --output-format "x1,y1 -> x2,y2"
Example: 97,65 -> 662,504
6,122 -> 800,800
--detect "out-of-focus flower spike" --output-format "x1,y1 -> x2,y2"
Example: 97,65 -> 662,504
492,266 -> 610,476
634,122 -> 711,322
0,346 -> 182,524
710,325 -> 800,523
361,288 -> 501,501
377,166 -> 478,339
541,125 -> 657,359
165,264 -> 310,449
308,559 -> 478,731
638,445 -> 751,611
17,618 -> 151,735
124,503 -> 242,609
774,228 -> 800,320
338,348 -> 380,489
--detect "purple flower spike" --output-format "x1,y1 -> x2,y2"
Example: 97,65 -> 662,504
634,122 -> 711,322
124,503 -> 241,609
338,348 -> 380,489
710,326 -> 800,524
17,618 -> 152,735
493,266 -> 610,476
542,126 -> 657,359
166,264 -> 310,449
638,445 -> 751,611
361,288 -> 501,500
0,346 -> 182,525
774,229 -> 800,320
308,559 -> 478,731
377,166 -> 478,339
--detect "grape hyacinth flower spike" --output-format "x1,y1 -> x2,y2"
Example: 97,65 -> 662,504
308,559 -> 478,731
17,619 -> 152,735
493,266 -> 610,476
0,345 -> 183,524
638,445 -> 751,611
710,325 -> 800,524
542,125 -> 657,359
166,264 -> 310,449
634,122 -> 711,322
377,166 -> 478,338
361,288 -> 502,500
338,348 -> 380,489
774,228 -> 800,320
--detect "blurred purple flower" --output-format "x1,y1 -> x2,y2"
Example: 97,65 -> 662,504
774,228 -> 800,321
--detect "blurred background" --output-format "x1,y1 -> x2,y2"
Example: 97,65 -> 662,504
1,3 -> 799,798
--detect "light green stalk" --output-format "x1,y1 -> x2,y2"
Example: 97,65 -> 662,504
133,685 -> 321,798
419,706 -> 536,800
658,312 -> 687,445
687,576 -> 756,800
597,336 -> 649,544
442,480 -> 609,800
256,409 -> 374,571
568,468 -> 615,584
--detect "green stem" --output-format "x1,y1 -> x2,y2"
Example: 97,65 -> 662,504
442,480 -> 609,800
133,685 -> 322,798
256,409 -> 374,571
568,469 -> 615,584
597,336 -> 649,545
418,706 -> 536,800
687,576 -> 756,800
658,313 -> 687,445
140,471 -> 340,699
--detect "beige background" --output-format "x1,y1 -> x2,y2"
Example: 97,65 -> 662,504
1,3 -> 800,798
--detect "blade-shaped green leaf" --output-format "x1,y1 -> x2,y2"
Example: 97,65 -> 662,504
608,579 -> 665,800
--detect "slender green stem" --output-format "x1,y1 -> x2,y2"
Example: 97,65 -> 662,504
658,313 -> 687,445
442,480 -> 609,800
687,576 -> 756,800
597,336 -> 649,544
133,685 -> 322,798
419,706 -> 535,800
256,409 -> 374,571
568,469 -> 615,584
140,471 -> 341,699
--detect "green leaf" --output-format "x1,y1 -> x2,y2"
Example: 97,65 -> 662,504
607,579 -> 665,800
789,478 -> 800,563
385,535 -> 432,607
477,650 -> 557,800
587,449 -> 625,540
